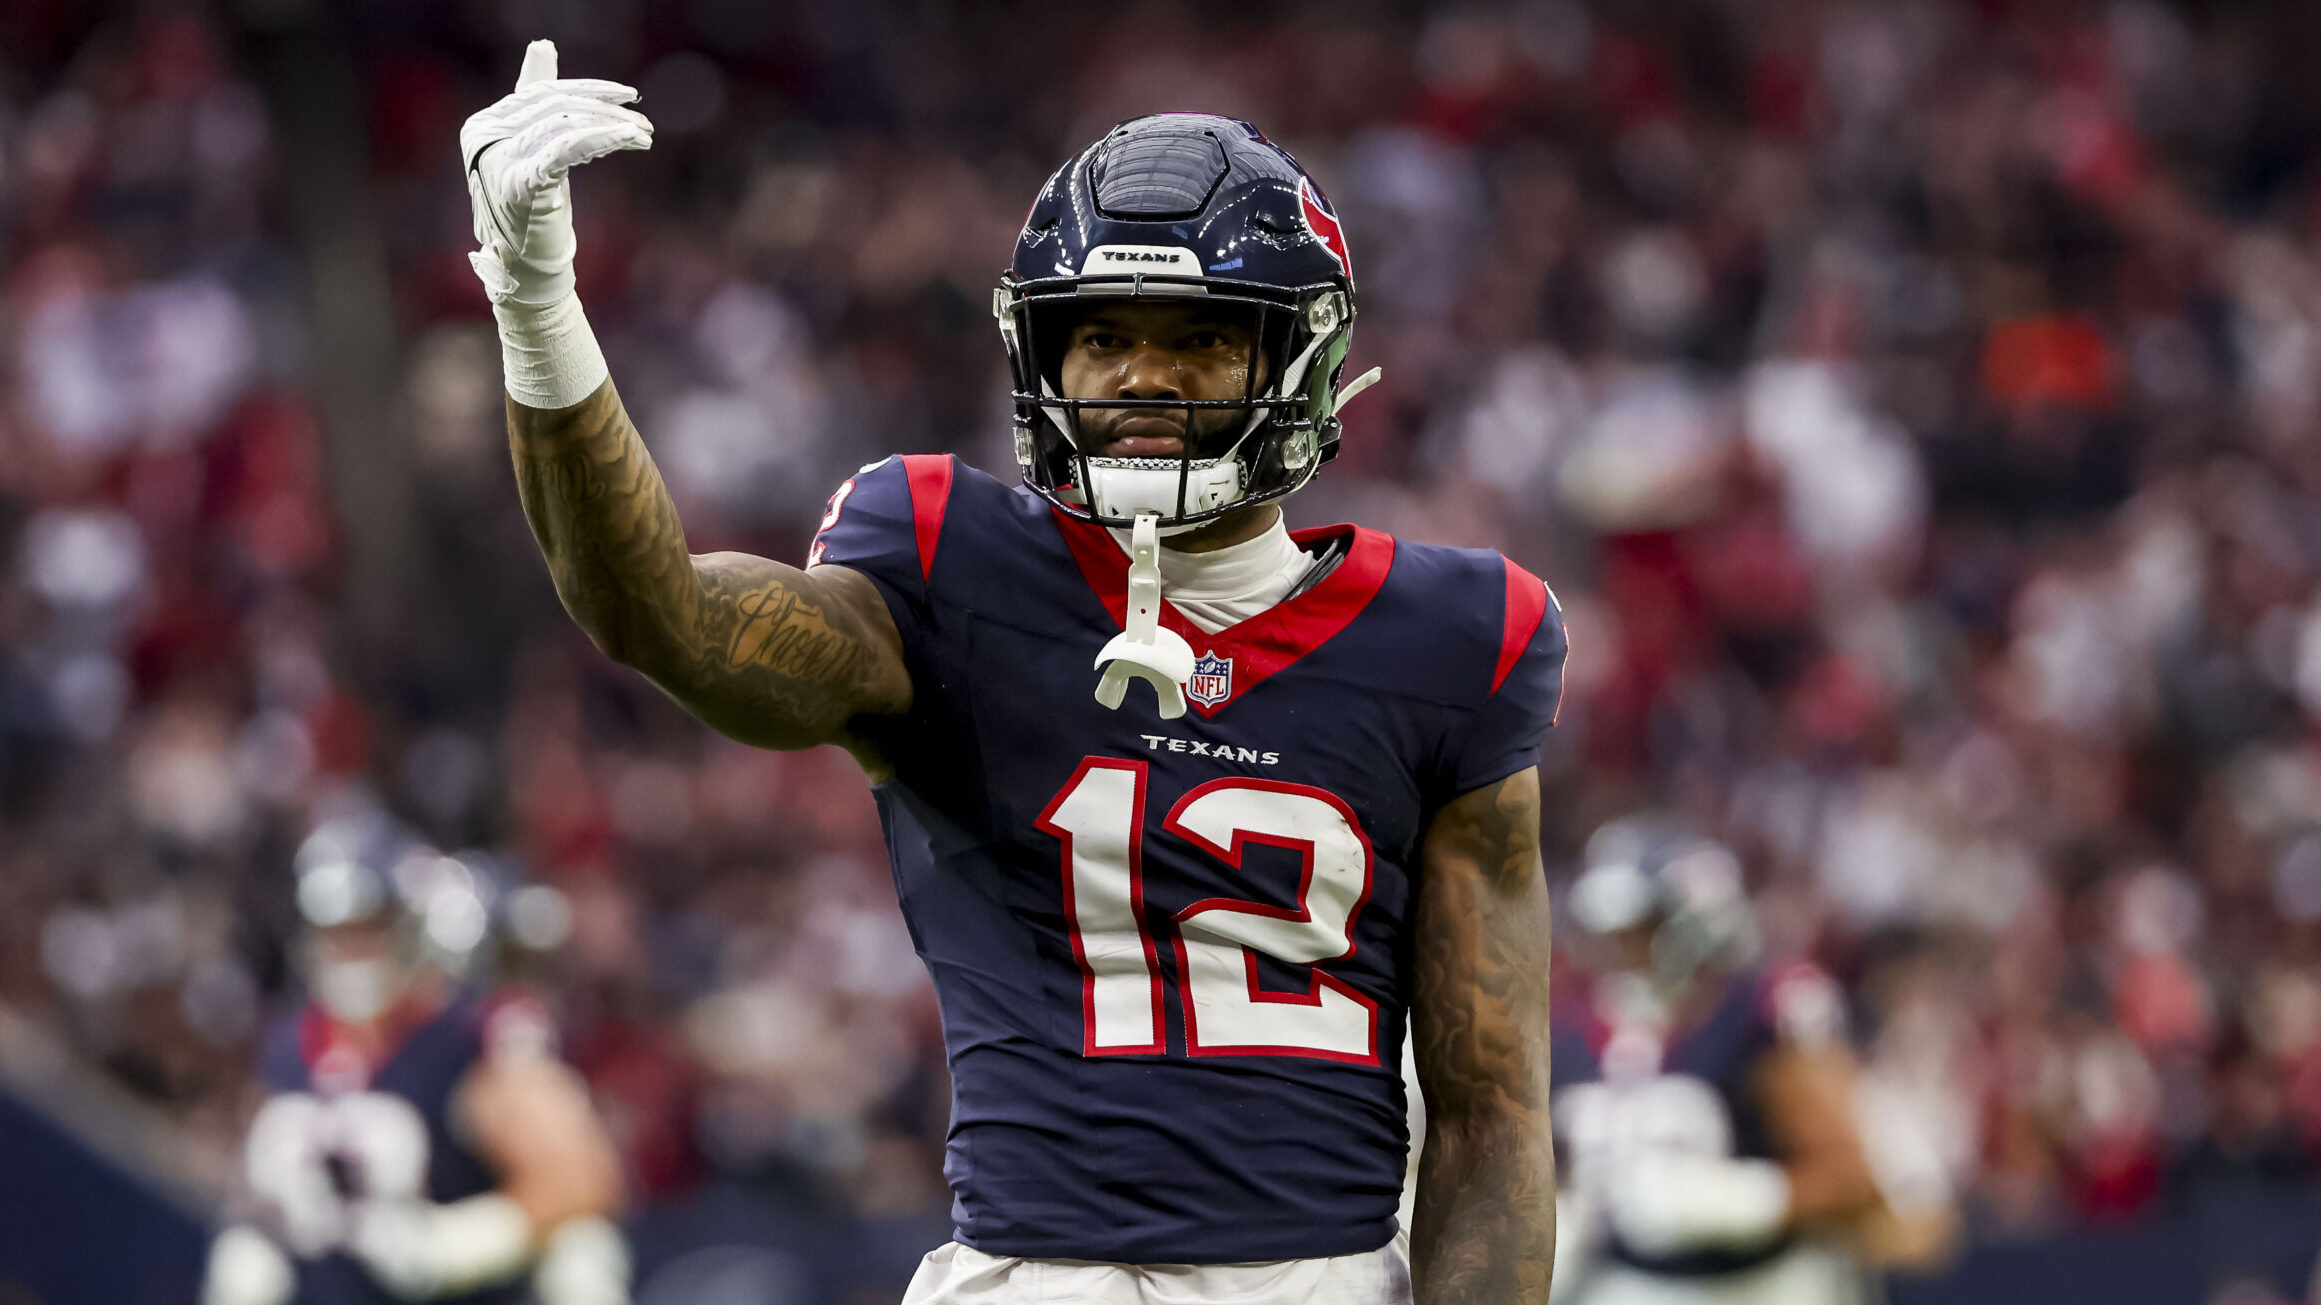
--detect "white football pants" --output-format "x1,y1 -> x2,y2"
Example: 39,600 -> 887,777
900,1241 -> 1411,1305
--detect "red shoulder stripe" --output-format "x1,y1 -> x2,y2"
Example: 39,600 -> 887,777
899,455 -> 955,582
1492,556 -> 1550,695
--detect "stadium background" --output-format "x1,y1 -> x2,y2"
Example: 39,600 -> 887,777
6,0 -> 2321,1301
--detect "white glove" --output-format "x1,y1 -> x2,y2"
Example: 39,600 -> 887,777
350,1193 -> 534,1300
1599,1151 -> 1791,1259
461,40 -> 652,306
201,1226 -> 296,1305
534,1216 -> 633,1305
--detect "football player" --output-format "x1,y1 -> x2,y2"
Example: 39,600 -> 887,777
201,816 -> 627,1305
464,42 -> 1564,1304
1546,815 -> 1951,1305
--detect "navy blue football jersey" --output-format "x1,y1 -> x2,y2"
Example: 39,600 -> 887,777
248,990 -> 551,1304
1552,962 -> 1844,1277
811,455 -> 1567,1264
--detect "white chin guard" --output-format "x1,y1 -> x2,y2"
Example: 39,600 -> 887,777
1094,514 -> 1196,718
1084,456 -> 1243,532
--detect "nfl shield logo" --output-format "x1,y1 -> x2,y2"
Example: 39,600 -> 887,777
1187,652 -> 1233,709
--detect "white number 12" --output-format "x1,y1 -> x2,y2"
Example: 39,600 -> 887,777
1037,759 -> 1380,1064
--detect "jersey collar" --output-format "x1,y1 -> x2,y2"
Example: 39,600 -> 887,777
1051,506 -> 1395,717
298,988 -> 449,1091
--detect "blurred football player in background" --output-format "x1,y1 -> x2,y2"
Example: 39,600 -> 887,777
1545,815 -> 1957,1305
201,813 -> 627,1305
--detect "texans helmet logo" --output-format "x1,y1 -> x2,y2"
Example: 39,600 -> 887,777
1187,652 -> 1234,709
1298,179 -> 1352,280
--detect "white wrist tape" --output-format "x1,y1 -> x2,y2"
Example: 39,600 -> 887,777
424,1193 -> 536,1293
534,1216 -> 632,1305
1690,1157 -> 1792,1247
495,294 -> 609,411
355,1193 -> 533,1298
202,1225 -> 295,1305
1606,1153 -> 1792,1256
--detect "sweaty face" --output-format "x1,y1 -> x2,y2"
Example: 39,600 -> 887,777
1057,301 -> 1266,461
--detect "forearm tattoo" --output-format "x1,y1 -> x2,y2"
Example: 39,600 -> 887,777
506,382 -> 905,748
1411,768 -> 1558,1304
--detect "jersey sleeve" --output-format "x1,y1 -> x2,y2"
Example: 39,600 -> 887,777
1441,559 -> 1568,799
806,453 -> 957,647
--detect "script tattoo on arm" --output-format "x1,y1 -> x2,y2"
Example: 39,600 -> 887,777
506,380 -> 910,751
1409,767 -> 1557,1305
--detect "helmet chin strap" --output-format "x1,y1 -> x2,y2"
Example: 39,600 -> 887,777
1093,513 -> 1195,718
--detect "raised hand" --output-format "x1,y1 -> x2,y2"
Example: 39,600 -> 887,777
460,40 -> 652,305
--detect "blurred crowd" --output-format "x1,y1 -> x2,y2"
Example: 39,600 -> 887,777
10,0 -> 2321,1284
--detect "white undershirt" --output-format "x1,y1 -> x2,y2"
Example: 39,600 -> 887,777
1111,517 -> 1313,634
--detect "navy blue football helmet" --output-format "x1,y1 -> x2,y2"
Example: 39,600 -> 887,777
995,114 -> 1379,530
1569,812 -> 1760,989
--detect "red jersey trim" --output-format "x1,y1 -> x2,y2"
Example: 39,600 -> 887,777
297,990 -> 442,1088
1049,508 -> 1396,717
899,455 -> 955,582
1491,557 -> 1550,696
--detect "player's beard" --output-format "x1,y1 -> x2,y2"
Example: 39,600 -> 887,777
1075,402 -> 1250,462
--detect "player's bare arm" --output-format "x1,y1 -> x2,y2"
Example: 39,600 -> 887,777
455,1042 -> 623,1236
346,1034 -> 632,1301
1765,1040 -> 1960,1270
465,42 -> 907,754
506,382 -> 909,752
1751,1045 -> 1881,1227
1409,767 -> 1558,1304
